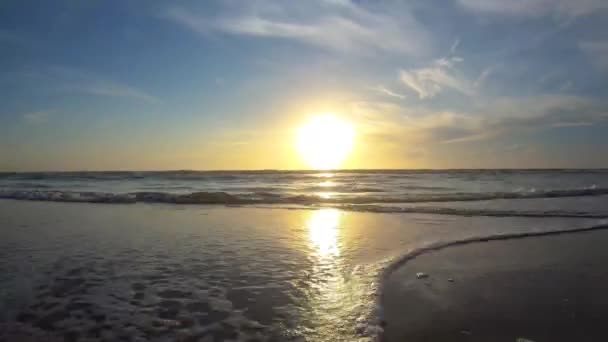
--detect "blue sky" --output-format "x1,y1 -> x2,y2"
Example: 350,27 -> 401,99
1,0 -> 608,170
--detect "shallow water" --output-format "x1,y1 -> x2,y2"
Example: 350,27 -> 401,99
0,200 -> 604,341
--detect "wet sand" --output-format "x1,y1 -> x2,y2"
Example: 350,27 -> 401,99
381,229 -> 608,342
1,199 -> 605,341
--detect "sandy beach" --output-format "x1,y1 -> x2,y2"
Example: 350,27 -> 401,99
381,229 -> 608,342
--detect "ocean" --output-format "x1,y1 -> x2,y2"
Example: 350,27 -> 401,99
1,170 -> 607,341
1,169 -> 608,212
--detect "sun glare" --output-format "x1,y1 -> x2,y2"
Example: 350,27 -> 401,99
296,114 -> 355,169
307,208 -> 341,256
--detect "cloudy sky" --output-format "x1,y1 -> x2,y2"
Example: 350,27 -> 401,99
1,0 -> 608,170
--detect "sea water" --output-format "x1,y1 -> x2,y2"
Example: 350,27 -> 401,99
1,170 -> 607,341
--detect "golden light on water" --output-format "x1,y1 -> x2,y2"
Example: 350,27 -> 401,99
304,208 -> 366,341
307,208 -> 341,256
296,114 -> 355,170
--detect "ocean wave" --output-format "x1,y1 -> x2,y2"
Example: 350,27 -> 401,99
333,205 -> 608,218
1,187 -> 608,206
0,190 -> 137,203
0,171 -> 146,181
10,183 -> 54,189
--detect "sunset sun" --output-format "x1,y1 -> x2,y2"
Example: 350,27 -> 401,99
296,114 -> 355,170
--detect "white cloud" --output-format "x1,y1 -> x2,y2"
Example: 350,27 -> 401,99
399,57 -> 473,99
23,111 -> 49,124
165,1 -> 430,56
79,83 -> 157,103
372,85 -> 406,99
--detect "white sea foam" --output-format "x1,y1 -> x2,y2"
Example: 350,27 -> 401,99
2,188 -> 608,221
1,187 -> 608,206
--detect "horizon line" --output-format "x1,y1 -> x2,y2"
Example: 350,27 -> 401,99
2,168 -> 608,173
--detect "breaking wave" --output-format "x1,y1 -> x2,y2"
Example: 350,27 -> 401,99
1,188 -> 608,219
1,186 -> 607,203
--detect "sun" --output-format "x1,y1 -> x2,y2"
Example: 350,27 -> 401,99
296,114 -> 355,170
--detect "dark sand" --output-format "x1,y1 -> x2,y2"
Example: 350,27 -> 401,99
381,229 -> 608,342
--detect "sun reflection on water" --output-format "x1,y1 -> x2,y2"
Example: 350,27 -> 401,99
315,192 -> 334,199
317,172 -> 334,178
318,180 -> 335,187
307,208 -> 340,257
303,208 -> 369,340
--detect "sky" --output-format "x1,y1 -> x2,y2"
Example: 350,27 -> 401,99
1,0 -> 608,170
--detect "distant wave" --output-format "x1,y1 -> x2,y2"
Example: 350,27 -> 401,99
0,190 -> 138,203
10,182 -> 54,189
2,169 -> 607,181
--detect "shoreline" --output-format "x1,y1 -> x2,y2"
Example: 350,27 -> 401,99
1,200 -> 607,341
380,228 -> 608,342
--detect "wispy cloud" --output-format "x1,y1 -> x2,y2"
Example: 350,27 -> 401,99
473,67 -> 494,88
399,57 -> 474,99
75,83 -> 157,103
372,85 -> 406,99
164,1 -> 430,56
449,38 -> 460,55
22,111 -> 49,124
355,95 -> 607,145
45,66 -> 158,103
452,96 -> 607,141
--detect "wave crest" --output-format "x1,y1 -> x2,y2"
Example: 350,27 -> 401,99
1,187 -> 608,206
